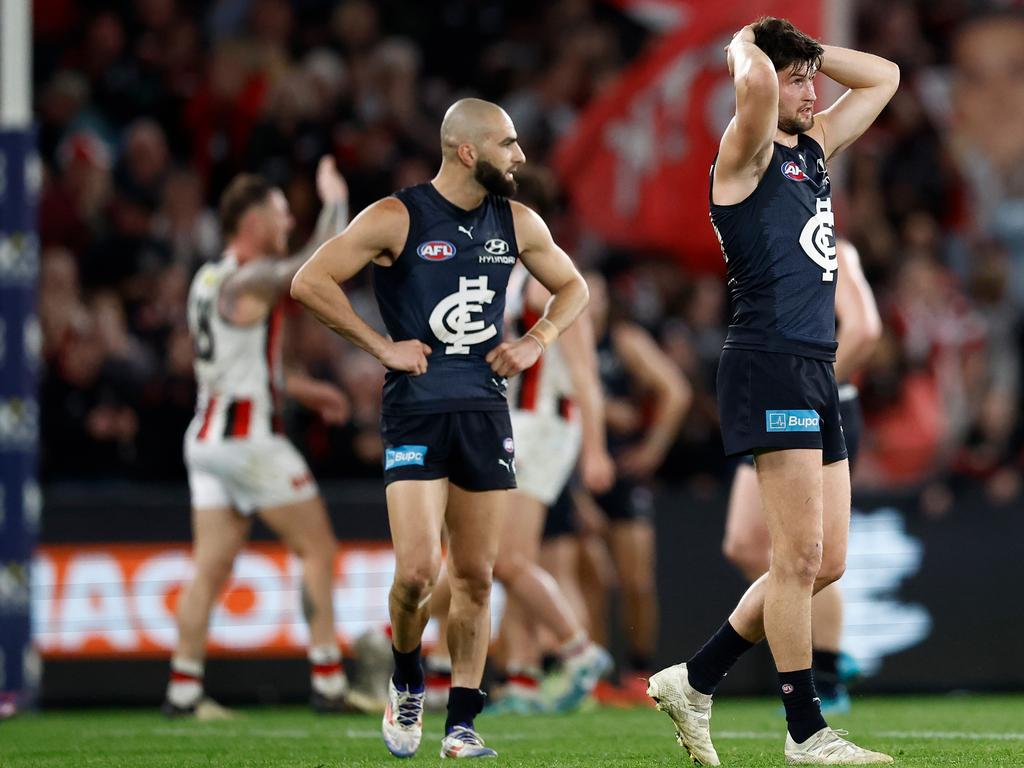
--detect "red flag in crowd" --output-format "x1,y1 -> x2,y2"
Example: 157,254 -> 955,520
554,1 -> 822,273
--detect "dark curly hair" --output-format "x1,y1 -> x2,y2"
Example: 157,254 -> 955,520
752,17 -> 823,75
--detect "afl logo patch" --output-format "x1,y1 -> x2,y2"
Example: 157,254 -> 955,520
484,238 -> 509,255
417,240 -> 457,261
503,437 -> 515,454
781,160 -> 808,182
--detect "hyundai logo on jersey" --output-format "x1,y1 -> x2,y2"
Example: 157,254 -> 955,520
781,160 -> 809,182
385,445 -> 428,469
765,410 -> 820,432
484,238 -> 509,255
417,241 -> 457,261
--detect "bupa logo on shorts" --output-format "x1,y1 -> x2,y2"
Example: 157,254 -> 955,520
765,410 -> 820,432
781,160 -> 808,182
417,240 -> 456,262
385,444 -> 428,469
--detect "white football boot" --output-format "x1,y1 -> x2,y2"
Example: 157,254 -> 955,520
440,725 -> 498,758
646,663 -> 720,766
785,727 -> 894,765
382,679 -> 425,758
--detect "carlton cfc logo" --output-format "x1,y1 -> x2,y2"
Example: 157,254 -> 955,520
781,160 -> 808,182
417,240 -> 457,261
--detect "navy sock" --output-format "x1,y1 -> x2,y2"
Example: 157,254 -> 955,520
392,644 -> 424,690
445,687 -> 486,734
812,649 -> 840,697
779,668 -> 828,743
686,621 -> 755,695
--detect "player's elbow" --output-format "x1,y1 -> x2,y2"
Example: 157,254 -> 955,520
290,267 -> 313,305
673,377 -> 693,417
577,274 -> 590,309
863,313 -> 883,349
557,272 -> 589,316
850,317 -> 883,360
882,60 -> 900,95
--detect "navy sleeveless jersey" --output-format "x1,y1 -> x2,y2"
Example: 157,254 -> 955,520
597,330 -> 631,401
597,328 -> 637,453
374,183 -> 519,415
710,134 -> 838,361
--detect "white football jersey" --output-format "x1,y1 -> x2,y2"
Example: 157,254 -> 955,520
185,252 -> 282,442
504,264 -> 575,419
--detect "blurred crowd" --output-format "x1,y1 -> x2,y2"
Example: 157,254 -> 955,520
32,0 -> 1024,507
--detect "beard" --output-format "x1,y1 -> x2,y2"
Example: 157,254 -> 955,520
474,160 -> 518,197
779,112 -> 814,136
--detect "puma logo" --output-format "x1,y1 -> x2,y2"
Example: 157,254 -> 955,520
458,225 -> 474,239
498,458 -> 515,475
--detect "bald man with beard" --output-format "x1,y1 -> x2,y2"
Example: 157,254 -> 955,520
291,99 -> 589,759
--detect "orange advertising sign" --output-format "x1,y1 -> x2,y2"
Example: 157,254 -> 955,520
33,542 -> 406,658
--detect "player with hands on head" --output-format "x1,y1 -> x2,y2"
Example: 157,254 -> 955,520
647,18 -> 898,766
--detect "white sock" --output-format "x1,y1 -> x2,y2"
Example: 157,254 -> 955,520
559,631 -> 590,659
167,656 -> 204,708
309,644 -> 347,698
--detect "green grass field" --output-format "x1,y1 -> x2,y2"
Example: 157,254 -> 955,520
2,696 -> 1022,767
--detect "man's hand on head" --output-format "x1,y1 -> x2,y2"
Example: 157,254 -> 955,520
726,24 -> 758,76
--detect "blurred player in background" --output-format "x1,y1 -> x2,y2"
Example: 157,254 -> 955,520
581,270 -> 690,698
493,170 -> 617,711
165,158 -> 370,718
723,239 -> 881,713
647,18 -> 898,765
291,99 -> 590,758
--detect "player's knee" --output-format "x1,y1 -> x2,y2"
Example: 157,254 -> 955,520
491,551 -> 527,585
305,530 -> 337,567
619,567 -> 655,597
392,566 -> 437,609
196,555 -> 236,590
451,564 -> 493,607
772,539 -> 823,584
816,557 -> 845,587
723,535 -> 768,577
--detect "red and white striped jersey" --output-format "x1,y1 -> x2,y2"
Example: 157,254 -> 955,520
504,264 -> 576,419
185,252 -> 283,442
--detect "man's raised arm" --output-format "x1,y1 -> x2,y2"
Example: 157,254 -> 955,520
815,45 -> 900,160
717,25 -> 780,178
221,158 -> 349,322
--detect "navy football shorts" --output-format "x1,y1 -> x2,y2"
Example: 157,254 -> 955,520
542,480 -> 576,540
717,348 -> 847,465
739,387 -> 862,469
380,410 -> 518,492
595,477 -> 655,524
836,386 -> 862,467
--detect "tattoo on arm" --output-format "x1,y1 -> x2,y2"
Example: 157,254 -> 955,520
221,202 -> 350,314
301,584 -> 316,624
296,200 -> 349,264
220,259 -> 293,312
